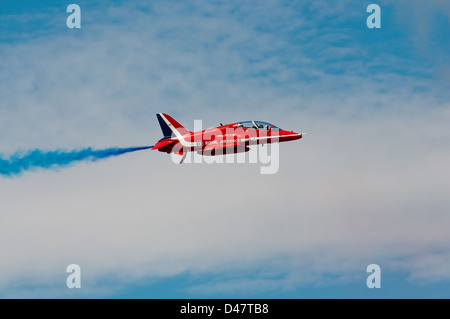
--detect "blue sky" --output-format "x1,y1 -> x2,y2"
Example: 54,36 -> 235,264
0,0 -> 449,298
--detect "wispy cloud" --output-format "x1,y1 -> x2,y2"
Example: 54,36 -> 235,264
0,0 -> 449,298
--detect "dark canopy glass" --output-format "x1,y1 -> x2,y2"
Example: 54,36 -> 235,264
236,121 -> 281,131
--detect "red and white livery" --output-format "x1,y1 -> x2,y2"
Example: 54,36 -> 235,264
151,113 -> 303,163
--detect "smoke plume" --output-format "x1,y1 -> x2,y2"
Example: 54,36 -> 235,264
0,146 -> 151,177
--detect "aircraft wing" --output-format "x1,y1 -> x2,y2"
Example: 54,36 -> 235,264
202,140 -> 249,155
152,138 -> 177,152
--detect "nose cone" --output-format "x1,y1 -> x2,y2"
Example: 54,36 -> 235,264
279,130 -> 302,142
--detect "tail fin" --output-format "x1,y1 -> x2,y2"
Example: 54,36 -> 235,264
156,113 -> 191,139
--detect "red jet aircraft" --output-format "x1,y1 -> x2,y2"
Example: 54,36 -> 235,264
151,113 -> 303,163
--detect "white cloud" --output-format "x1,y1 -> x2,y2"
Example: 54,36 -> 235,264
0,0 -> 449,297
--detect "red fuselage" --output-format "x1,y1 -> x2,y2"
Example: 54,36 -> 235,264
152,114 -> 302,157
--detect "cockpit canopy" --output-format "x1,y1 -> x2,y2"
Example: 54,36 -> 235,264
236,121 -> 281,131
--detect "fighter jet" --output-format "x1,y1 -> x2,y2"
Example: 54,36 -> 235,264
152,113 -> 303,163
